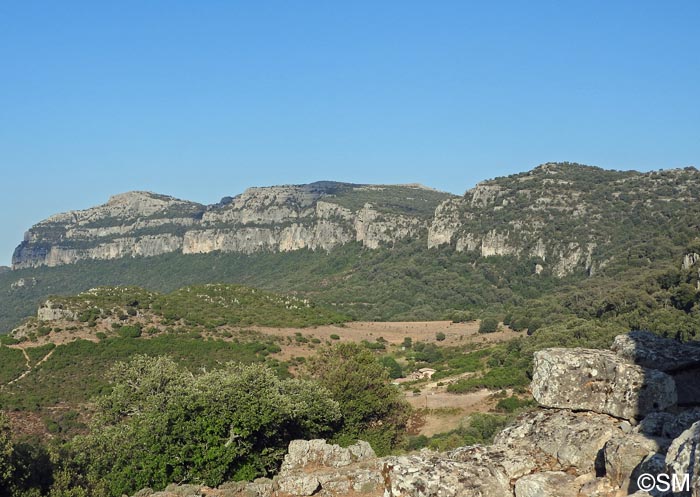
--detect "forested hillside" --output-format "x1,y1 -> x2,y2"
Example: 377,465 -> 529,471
4,163 -> 700,335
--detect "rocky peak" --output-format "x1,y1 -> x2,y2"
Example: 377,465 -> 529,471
12,182 -> 453,269
104,191 -> 190,215
13,163 -> 700,276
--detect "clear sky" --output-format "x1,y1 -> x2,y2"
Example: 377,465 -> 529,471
1,1 -> 698,266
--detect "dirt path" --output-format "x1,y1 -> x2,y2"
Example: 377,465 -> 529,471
4,347 -> 56,387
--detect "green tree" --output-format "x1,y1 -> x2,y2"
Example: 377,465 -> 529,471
69,356 -> 340,496
0,412 -> 14,486
305,344 -> 412,455
479,318 -> 500,333
380,356 -> 403,379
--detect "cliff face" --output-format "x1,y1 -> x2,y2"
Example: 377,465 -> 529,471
13,164 -> 700,276
12,183 -> 452,269
428,162 -> 700,277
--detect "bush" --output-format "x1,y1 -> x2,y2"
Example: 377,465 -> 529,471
478,318 -> 499,333
435,332 -> 446,341
68,356 -> 340,496
380,356 -> 403,379
305,344 -> 412,455
495,395 -> 536,413
117,325 -> 142,339
329,334 -> 340,340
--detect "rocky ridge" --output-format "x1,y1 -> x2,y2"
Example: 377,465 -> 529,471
12,164 -> 700,278
135,330 -> 700,497
427,163 -> 700,277
13,183 -> 452,269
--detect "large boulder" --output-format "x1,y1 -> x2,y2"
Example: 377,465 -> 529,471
637,408 -> 700,440
280,439 -> 375,472
532,348 -> 677,420
612,331 -> 700,372
383,450 -> 513,497
276,440 -> 382,497
665,421 -> 700,497
494,409 -> 619,475
613,332 -> 700,406
513,471 -> 579,497
603,433 -> 669,492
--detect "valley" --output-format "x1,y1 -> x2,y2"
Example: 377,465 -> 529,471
2,163 -> 700,496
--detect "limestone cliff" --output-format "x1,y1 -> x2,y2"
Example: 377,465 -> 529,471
13,163 -> 700,277
428,162 -> 700,277
12,183 -> 452,269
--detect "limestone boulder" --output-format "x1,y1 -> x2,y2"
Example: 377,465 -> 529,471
382,450 -> 513,497
514,471 -> 579,497
494,409 -> 619,474
612,332 -> 700,406
276,440 -> 382,497
279,439 -> 375,472
603,433 -> 669,492
665,421 -> 700,497
637,408 -> 700,440
532,348 -> 677,419
611,331 -> 700,372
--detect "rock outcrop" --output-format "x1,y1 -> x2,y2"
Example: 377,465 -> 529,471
135,331 -> 700,497
13,164 -> 700,277
531,348 -> 677,420
381,333 -> 700,496
13,184 -> 452,269
427,163 -> 700,276
612,331 -> 700,407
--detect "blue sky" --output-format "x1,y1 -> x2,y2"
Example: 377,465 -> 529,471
1,1 -> 698,266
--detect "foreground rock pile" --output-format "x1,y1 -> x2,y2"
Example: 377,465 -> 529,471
136,331 -> 700,497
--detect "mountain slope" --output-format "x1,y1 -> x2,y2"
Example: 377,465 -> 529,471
4,163 -> 700,333
429,162 -> 700,277
12,183 -> 454,269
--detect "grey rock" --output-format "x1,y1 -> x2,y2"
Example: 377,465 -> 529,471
665,421 -> 700,497
276,439 -> 382,497
532,348 -> 677,419
494,409 -> 619,474
576,475 -> 619,497
280,439 -> 375,472
637,409 -> 700,439
612,331 -> 700,372
276,475 -> 321,496
448,443 -> 536,480
383,452 -> 513,497
514,471 -> 578,497
603,433 -> 669,491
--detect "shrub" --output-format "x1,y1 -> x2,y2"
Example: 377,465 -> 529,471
117,325 -> 142,339
495,395 -> 536,413
68,357 -> 340,495
380,356 -> 403,379
305,344 -> 412,455
435,332 -> 446,341
478,318 -> 499,333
